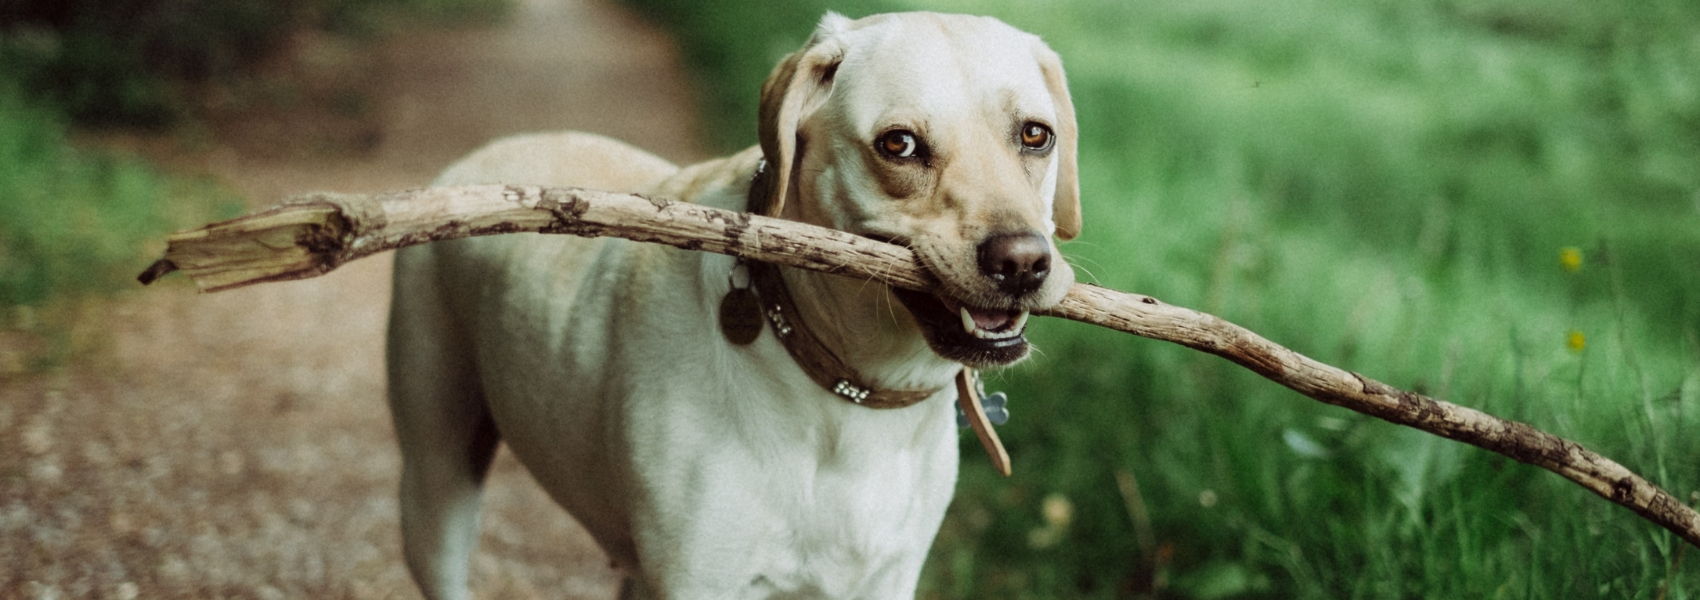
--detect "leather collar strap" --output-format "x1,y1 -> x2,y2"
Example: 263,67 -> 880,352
746,259 -> 942,408
744,160 -> 946,409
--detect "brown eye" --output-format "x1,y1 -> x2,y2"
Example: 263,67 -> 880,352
1020,122 -> 1054,151
877,130 -> 922,159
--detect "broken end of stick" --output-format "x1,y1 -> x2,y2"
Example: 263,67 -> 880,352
141,201 -> 350,293
136,259 -> 178,285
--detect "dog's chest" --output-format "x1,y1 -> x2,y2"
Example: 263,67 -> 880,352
713,402 -> 958,596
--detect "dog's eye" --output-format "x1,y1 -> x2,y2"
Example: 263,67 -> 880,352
877,130 -> 922,159
1019,122 -> 1054,152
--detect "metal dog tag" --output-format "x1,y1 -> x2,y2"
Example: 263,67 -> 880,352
957,379 -> 1011,427
719,289 -> 762,345
719,262 -> 762,345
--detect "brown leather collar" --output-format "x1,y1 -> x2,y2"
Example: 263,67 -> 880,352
746,260 -> 942,408
744,160 -> 947,409
743,160 -> 1011,473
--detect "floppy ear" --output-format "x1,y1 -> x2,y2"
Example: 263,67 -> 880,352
756,17 -> 846,217
1033,42 -> 1081,240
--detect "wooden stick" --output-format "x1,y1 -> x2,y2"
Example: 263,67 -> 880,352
139,184 -> 1700,548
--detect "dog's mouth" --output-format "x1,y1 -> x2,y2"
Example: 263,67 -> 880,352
890,287 -> 1031,367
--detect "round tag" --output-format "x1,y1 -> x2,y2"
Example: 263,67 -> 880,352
719,288 -> 763,345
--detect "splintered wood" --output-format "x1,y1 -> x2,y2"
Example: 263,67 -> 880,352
141,184 -> 1700,549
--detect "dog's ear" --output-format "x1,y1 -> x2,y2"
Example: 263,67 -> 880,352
756,15 -> 847,217
1033,42 -> 1081,240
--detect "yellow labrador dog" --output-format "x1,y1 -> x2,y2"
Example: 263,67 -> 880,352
387,11 -> 1079,599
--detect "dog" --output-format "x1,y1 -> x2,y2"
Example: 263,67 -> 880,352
386,11 -> 1080,599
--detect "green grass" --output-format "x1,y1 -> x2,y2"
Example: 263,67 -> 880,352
0,81 -> 239,309
624,0 -> 1700,597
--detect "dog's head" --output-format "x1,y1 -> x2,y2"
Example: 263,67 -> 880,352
755,12 -> 1080,368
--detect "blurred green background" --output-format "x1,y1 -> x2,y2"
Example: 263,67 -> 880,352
626,0 -> 1700,597
0,0 -> 508,310
5,0 -> 1697,597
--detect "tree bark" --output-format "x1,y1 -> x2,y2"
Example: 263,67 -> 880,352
140,184 -> 1700,548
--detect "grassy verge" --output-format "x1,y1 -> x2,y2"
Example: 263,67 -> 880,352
0,82 -> 238,309
0,79 -> 240,374
0,0 -> 510,353
622,0 -> 1700,597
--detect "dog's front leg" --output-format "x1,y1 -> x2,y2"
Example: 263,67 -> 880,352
619,455 -> 776,599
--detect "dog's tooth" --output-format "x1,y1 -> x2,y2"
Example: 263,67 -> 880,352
960,306 -> 977,334
1012,310 -> 1030,331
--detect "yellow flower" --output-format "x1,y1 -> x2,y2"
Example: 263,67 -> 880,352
1567,330 -> 1586,352
1027,493 -> 1075,549
1041,493 -> 1074,527
1559,247 -> 1583,272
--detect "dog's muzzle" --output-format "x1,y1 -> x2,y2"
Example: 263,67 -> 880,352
891,287 -> 1032,367
890,231 -> 1057,367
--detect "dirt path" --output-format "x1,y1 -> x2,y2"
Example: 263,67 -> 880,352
1,1 -> 705,597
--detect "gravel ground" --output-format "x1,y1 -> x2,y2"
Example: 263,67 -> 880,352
1,0 -> 705,597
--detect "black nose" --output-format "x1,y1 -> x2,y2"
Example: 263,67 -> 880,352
976,233 -> 1051,295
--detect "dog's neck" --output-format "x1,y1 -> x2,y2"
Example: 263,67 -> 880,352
745,160 -> 963,400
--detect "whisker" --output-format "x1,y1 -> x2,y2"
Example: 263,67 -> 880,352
1065,255 -> 1102,285
879,283 -> 899,325
1069,252 -> 1110,275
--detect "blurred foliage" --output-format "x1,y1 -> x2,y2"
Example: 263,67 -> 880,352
0,0 -> 509,127
622,0 -> 1700,597
0,0 -> 506,310
0,80 -> 239,308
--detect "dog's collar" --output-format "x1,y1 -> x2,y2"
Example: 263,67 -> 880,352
741,159 -> 943,409
745,259 -> 941,408
743,159 -> 1013,474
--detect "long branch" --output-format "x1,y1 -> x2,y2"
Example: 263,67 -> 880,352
139,184 -> 1700,548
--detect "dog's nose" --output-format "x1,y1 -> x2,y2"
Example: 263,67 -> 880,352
977,233 -> 1051,295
